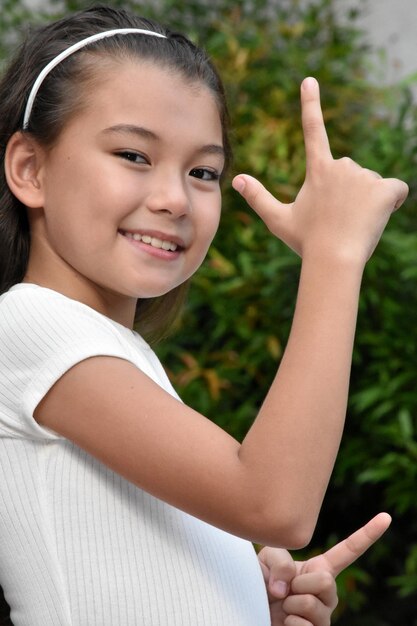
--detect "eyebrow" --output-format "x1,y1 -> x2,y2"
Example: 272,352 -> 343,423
102,123 -> 225,158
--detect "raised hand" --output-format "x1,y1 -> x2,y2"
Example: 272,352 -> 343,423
258,512 -> 392,626
233,78 -> 408,265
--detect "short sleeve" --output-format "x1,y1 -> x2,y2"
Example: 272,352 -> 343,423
0,285 -> 140,440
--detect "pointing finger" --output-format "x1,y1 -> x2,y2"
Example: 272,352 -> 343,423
321,512 -> 392,577
301,77 -> 332,169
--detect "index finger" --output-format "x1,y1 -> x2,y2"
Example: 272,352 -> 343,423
301,77 -> 332,167
322,512 -> 392,577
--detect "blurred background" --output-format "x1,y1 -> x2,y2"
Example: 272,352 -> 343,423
1,0 -> 416,623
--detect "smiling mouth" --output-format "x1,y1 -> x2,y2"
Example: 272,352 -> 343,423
120,230 -> 180,252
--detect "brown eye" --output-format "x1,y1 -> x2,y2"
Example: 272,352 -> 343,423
190,168 -> 220,181
117,151 -> 149,165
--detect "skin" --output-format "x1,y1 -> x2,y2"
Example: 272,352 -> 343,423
5,61 -> 408,620
13,61 -> 225,328
261,512 -> 392,625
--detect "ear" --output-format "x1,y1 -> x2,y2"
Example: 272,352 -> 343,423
5,131 -> 46,209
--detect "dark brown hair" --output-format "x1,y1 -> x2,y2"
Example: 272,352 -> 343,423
0,4 -> 231,343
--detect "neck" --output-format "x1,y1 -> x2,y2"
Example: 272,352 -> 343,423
24,244 -> 137,328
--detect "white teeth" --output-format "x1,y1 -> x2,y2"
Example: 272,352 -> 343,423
124,231 -> 178,251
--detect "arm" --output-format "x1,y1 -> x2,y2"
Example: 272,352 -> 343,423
35,78 -> 408,548
259,512 -> 392,625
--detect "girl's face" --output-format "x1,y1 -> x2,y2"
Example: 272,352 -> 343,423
28,60 -> 224,325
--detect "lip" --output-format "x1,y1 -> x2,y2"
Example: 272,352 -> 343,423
119,228 -> 185,261
119,228 -> 186,249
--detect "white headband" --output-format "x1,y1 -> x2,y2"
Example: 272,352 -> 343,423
22,28 -> 167,130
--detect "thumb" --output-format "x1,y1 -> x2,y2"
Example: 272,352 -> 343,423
258,547 -> 297,599
232,174 -> 294,246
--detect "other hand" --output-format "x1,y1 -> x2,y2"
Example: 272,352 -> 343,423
258,512 -> 391,626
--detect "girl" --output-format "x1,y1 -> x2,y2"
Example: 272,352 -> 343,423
0,4 -> 407,625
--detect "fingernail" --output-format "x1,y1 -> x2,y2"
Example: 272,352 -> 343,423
232,176 -> 246,193
302,76 -> 318,91
270,580 -> 288,597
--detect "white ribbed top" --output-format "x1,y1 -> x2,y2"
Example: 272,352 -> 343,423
0,284 -> 270,626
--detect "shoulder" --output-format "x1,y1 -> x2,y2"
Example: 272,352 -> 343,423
0,283 -> 140,351
1,283 -> 119,334
0,284 -> 175,391
0,284 -> 159,438
0,283 -> 176,392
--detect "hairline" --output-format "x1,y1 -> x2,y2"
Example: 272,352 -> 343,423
46,51 -> 227,144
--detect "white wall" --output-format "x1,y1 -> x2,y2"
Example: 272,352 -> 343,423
337,0 -> 417,89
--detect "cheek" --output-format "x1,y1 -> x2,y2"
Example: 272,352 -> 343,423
196,210 -> 220,259
202,192 -> 222,237
207,214 -> 221,246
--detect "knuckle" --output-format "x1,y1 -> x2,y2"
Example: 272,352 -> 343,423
372,169 -> 382,179
308,153 -> 330,177
321,572 -> 337,592
279,560 -> 297,578
319,570 -> 336,591
337,156 -> 357,168
303,110 -> 323,133
285,594 -> 317,614
303,114 -> 323,135
302,594 -> 318,612
400,180 -> 410,197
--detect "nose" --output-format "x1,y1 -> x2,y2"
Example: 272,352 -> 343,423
146,170 -> 191,218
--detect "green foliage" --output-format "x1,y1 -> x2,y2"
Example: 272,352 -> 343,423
0,0 -> 31,61
1,0 -> 417,623
156,2 -> 417,623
